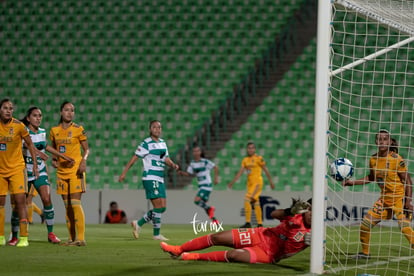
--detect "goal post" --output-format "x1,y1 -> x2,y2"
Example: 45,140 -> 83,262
313,0 -> 414,274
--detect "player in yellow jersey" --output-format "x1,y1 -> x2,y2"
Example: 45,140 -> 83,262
228,142 -> 275,228
344,130 -> 414,259
0,98 -> 39,247
50,101 -> 90,246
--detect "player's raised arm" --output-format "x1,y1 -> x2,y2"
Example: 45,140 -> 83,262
119,155 -> 139,182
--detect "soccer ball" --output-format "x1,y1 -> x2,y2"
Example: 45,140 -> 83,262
330,158 -> 354,181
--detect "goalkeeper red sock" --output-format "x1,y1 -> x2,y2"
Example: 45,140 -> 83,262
181,234 -> 213,252
189,251 -> 228,262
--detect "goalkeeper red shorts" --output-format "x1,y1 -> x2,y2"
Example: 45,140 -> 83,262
231,228 -> 274,264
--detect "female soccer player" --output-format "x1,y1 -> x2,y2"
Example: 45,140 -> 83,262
161,198 -> 312,263
343,130 -> 414,259
8,107 -> 75,246
0,98 -> 39,247
178,145 -> 219,223
227,142 -> 275,228
50,101 -> 89,246
119,120 -> 179,241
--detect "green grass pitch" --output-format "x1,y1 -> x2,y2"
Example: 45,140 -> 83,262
0,223 -> 413,275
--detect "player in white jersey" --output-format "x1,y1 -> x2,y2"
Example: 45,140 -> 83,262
119,120 -> 179,241
179,146 -> 219,223
9,107 -> 74,245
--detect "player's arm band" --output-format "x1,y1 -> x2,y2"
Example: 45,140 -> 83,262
284,208 -> 293,216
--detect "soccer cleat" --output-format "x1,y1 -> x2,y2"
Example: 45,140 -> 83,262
131,220 -> 141,239
181,252 -> 200,261
60,240 -> 73,246
16,237 -> 29,247
8,237 -> 18,246
207,206 -> 216,219
257,224 -> 263,227
212,219 -> 219,225
160,242 -> 182,258
61,240 -> 87,246
153,234 -> 169,241
0,236 -> 5,246
239,222 -> 252,228
350,252 -> 371,260
48,232 -> 61,244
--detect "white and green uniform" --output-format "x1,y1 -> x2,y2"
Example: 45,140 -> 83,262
187,158 -> 215,201
23,127 -> 49,186
135,137 -> 169,199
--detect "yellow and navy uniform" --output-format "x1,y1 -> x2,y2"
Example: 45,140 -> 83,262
0,118 -> 29,195
368,151 -> 407,220
241,154 -> 265,201
50,122 -> 87,195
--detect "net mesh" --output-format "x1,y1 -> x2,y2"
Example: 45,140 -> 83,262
326,0 -> 414,274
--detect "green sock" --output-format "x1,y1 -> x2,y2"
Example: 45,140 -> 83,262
138,210 -> 153,227
43,205 -> 54,233
152,208 -> 166,236
11,211 -> 19,238
195,200 -> 210,212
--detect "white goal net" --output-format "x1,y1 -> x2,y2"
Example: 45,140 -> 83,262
323,0 -> 414,275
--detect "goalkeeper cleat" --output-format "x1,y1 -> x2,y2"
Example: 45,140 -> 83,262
16,237 -> 29,247
153,234 -> 169,241
8,237 -> 18,246
0,236 -> 5,246
48,232 -> 61,244
131,220 -> 141,239
239,222 -> 252,228
207,206 -> 216,219
181,252 -> 200,261
160,242 -> 182,258
350,252 -> 371,260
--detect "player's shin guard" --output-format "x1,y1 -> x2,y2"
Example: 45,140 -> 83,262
192,251 -> 228,262
0,206 -> 5,236
398,218 -> 414,245
138,210 -> 153,227
244,200 -> 252,223
360,218 -> 374,255
71,200 -> 85,241
152,208 -> 166,236
63,200 -> 74,240
195,200 -> 210,212
181,234 -> 213,252
253,202 -> 263,225
43,205 -> 55,234
19,219 -> 29,237
11,210 -> 19,238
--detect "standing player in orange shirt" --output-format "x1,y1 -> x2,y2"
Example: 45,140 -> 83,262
50,101 -> 89,246
344,130 -> 414,259
228,142 -> 275,228
0,98 -> 39,247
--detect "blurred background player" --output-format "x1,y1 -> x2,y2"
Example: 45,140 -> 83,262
0,98 -> 39,247
227,142 -> 275,228
343,130 -> 414,259
104,201 -> 127,224
119,120 -> 179,241
9,107 -> 74,246
178,145 -> 219,223
161,198 -> 311,263
50,101 -> 89,246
